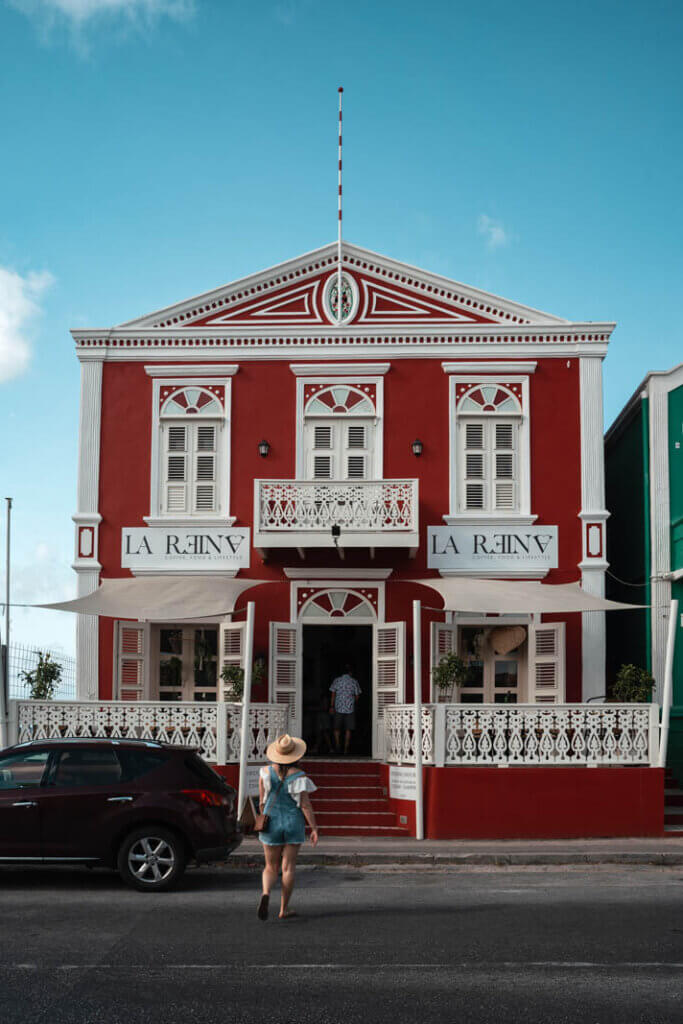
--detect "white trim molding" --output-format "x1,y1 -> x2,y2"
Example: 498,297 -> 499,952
290,362 -> 391,376
579,356 -> 608,700
294,374 -> 385,480
144,364 -> 239,377
283,567 -> 393,580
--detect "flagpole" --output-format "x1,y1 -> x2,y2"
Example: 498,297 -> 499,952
337,86 -> 343,324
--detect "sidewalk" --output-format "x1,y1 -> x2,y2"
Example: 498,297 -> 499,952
226,836 -> 683,867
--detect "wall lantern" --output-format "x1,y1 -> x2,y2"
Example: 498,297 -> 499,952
258,440 -> 270,458
411,438 -> 423,457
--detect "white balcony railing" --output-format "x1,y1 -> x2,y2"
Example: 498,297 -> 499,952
254,478 -> 419,548
12,700 -> 288,766
384,703 -> 660,767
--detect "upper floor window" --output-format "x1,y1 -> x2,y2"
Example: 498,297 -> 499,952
446,373 -> 532,520
146,371 -> 236,524
299,382 -> 382,482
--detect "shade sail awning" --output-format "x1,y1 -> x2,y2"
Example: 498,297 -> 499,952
408,577 -> 644,614
38,576 -> 266,620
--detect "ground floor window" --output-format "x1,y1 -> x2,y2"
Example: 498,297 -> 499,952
156,625 -> 219,702
458,625 -> 525,704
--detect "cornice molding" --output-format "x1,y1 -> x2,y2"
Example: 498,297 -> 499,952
144,364 -> 239,377
290,362 -> 391,376
442,360 -> 538,375
283,567 -> 393,579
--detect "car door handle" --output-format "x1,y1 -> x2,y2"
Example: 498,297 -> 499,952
12,800 -> 37,808
107,796 -> 134,803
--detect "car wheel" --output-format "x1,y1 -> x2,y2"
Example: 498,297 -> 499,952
117,827 -> 186,892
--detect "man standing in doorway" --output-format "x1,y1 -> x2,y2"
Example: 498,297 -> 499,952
329,663 -> 361,755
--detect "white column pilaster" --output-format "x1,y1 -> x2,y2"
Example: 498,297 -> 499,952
649,377 -> 672,699
579,356 -> 609,700
72,354 -> 104,700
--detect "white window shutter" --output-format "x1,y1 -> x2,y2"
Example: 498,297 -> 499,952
116,623 -> 146,701
459,417 -> 519,514
219,622 -> 245,701
164,423 -> 188,513
430,622 -> 458,701
373,622 -> 405,757
269,623 -> 298,733
529,622 -> 565,703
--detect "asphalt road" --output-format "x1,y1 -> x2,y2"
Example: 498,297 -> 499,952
1,863 -> 682,1024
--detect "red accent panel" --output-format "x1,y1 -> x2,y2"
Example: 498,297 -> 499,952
424,766 -> 663,839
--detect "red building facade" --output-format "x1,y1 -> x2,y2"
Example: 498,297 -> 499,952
63,241 -> 654,838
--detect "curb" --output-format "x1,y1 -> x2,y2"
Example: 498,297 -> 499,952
223,851 -> 683,868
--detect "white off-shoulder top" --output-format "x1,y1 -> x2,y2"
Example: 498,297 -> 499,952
259,765 -> 317,808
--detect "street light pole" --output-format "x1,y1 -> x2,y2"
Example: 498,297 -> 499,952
0,498 -> 12,749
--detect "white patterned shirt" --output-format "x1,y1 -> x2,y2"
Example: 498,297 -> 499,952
330,674 -> 361,714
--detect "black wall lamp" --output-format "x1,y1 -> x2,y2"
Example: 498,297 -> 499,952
258,439 -> 270,458
411,438 -> 424,457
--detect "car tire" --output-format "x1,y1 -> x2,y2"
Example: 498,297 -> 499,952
117,826 -> 186,892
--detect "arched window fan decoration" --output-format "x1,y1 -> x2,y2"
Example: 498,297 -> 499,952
160,386 -> 224,417
305,385 -> 374,416
457,384 -> 521,415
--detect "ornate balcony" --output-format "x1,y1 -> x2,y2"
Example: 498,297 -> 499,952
254,478 -> 419,551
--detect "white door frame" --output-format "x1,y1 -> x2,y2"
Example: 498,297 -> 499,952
453,614 -> 531,703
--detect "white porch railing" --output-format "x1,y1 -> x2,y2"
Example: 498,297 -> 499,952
12,701 -> 288,766
384,703 -> 661,767
254,478 -> 419,548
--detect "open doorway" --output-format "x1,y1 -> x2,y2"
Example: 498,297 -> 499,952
301,624 -> 373,757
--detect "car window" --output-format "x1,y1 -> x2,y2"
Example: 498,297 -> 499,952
116,748 -> 171,782
0,750 -> 49,790
51,748 -> 122,788
183,753 -> 226,788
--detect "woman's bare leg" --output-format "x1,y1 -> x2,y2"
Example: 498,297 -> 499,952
262,844 -> 282,896
279,844 -> 300,918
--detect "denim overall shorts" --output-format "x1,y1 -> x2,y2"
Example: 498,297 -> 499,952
259,766 -> 307,847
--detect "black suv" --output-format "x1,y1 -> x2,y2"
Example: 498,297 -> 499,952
0,738 -> 241,891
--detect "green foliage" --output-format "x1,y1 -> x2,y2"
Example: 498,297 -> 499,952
220,659 -> 266,701
611,663 -> 656,703
20,652 -> 62,701
431,652 -> 468,692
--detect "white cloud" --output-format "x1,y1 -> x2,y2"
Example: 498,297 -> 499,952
8,0 -> 195,39
477,214 -> 511,251
0,266 -> 54,383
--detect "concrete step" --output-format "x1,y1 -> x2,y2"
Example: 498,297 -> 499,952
664,811 -> 683,825
315,786 -> 386,801
310,774 -> 384,788
316,825 -> 412,838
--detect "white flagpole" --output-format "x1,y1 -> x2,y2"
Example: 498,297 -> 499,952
337,86 -> 343,324
413,599 -> 424,840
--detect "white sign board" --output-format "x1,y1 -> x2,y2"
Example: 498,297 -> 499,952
427,525 -> 558,573
245,764 -> 261,798
389,766 -> 417,801
121,527 -> 250,571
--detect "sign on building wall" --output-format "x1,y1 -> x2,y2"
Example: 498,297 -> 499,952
427,525 -> 558,573
389,766 -> 417,801
121,527 -> 250,571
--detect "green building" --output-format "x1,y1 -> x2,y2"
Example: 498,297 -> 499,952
605,363 -> 683,777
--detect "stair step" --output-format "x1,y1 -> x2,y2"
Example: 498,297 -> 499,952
311,775 -> 383,788
665,812 -> 683,824
665,794 -> 683,806
663,825 -> 683,834
315,789 -> 386,802
316,811 -> 397,826
319,826 -> 411,837
315,798 -> 389,813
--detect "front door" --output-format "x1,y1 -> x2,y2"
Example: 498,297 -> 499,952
0,748 -> 49,858
301,624 -> 373,756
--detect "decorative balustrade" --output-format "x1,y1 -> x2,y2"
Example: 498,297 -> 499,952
13,701 -> 288,765
254,478 -> 419,548
384,703 -> 660,767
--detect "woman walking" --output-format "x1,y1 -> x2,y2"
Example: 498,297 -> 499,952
257,733 -> 319,921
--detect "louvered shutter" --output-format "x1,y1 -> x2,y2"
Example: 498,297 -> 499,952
116,623 -> 146,701
529,622 -> 565,703
373,622 -> 406,757
462,421 -> 485,511
219,622 -> 245,701
269,623 -> 298,732
164,424 -> 188,513
346,423 -> 368,480
459,419 -> 519,513
194,424 -> 217,513
493,422 -> 516,512
311,424 -> 333,479
430,622 -> 458,701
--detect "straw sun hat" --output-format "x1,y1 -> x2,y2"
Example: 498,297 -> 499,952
266,733 -> 307,764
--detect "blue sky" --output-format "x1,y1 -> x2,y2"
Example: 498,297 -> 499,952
1,0 -> 682,655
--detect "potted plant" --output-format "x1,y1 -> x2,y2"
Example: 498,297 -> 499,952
20,651 -> 62,701
220,660 -> 267,702
611,664 -> 656,703
431,651 -> 468,702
